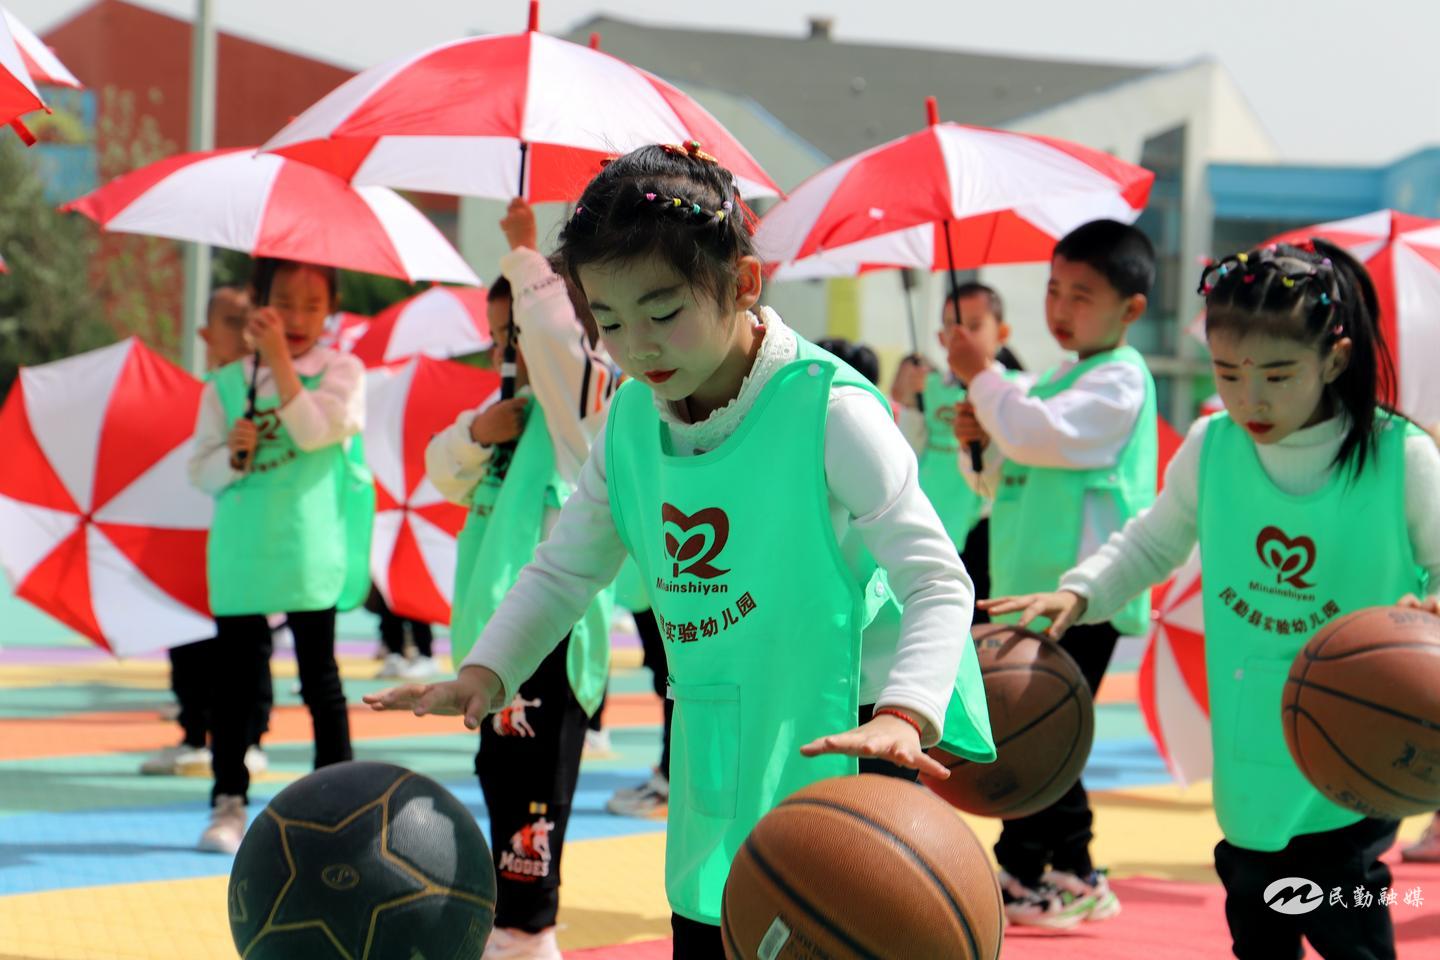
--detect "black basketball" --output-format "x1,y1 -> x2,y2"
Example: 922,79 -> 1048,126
228,761 -> 495,960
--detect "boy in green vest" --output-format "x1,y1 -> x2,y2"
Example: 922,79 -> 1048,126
423,199 -> 621,960
948,220 -> 1157,927
892,283 -> 1020,621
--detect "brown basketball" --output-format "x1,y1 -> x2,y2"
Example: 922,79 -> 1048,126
1283,606 -> 1440,819
721,774 -> 1002,960
921,623 -> 1094,818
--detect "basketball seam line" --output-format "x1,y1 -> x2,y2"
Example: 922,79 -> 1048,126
783,797 -> 985,960
945,679 -> 1088,766
1303,641 -> 1440,663
1287,705 -> 1438,807
739,833 -> 885,960
1286,677 -> 1440,732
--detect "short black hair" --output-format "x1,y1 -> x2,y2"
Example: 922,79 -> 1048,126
814,336 -> 881,387
487,275 -> 512,303
1053,219 -> 1156,299
252,258 -> 338,307
945,282 -> 1004,324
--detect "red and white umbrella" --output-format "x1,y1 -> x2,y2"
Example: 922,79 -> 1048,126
758,98 -> 1153,278
350,287 -> 493,368
321,311 -> 372,354
1137,416 -> 1212,785
1264,210 -> 1440,428
63,147 -> 481,286
0,8 -> 46,144
1140,548 -> 1211,786
259,4 -> 778,201
5,6 -> 81,89
0,339 -> 213,654
366,356 -> 500,624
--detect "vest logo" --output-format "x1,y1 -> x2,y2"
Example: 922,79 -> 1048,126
1263,876 -> 1324,915
1256,526 -> 1316,589
253,409 -> 283,444
662,504 -> 731,580
936,404 -> 957,424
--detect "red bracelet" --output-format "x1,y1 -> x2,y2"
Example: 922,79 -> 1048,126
873,707 -> 923,739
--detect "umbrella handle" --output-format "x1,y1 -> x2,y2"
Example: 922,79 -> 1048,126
968,441 -> 983,474
233,350 -> 263,469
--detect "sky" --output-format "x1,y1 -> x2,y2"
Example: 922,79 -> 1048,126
16,0 -> 1440,165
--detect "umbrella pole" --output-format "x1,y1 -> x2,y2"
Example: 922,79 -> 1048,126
901,268 -> 919,355
235,259 -> 278,470
941,219 -> 985,474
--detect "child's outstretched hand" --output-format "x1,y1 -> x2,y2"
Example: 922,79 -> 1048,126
500,197 -> 538,251
979,590 -> 1089,638
362,664 -> 503,731
1398,593 -> 1440,616
799,711 -> 949,779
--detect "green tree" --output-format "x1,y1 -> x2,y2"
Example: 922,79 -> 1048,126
0,139 -> 113,401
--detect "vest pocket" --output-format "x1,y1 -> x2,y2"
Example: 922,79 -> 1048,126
1231,657 -> 1296,769
670,682 -> 741,820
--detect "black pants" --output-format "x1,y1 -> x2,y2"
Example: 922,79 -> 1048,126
477,636 -> 589,932
993,621 -> 1119,885
635,608 -> 673,778
170,634 -> 273,749
961,517 -> 993,626
377,605 -> 433,658
210,609 -> 352,804
668,706 -> 918,958
1215,817 -> 1398,960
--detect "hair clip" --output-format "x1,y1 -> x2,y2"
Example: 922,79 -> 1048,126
660,141 -> 720,164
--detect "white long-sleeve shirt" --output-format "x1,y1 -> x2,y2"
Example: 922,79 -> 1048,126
425,247 -> 619,532
961,357 -> 1147,565
460,310 -> 975,745
1061,415 -> 1440,623
188,346 -> 365,495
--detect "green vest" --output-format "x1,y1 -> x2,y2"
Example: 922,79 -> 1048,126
449,398 -> 610,716
919,372 -> 985,545
337,434 -> 376,613
990,346 -> 1157,635
208,362 -> 347,615
1198,413 -> 1425,850
606,337 -> 993,923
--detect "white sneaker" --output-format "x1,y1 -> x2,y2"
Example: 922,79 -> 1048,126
377,653 -> 409,678
583,728 -> 613,756
1044,868 -> 1121,921
999,871 -> 1091,929
399,655 -> 440,681
140,743 -> 211,776
1402,813 -> 1440,862
198,794 -> 247,854
481,926 -> 562,960
606,771 -> 669,817
244,746 -> 268,776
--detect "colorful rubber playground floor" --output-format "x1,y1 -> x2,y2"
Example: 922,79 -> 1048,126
1,594 -> 1436,959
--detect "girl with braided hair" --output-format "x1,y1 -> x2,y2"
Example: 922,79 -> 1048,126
367,142 -> 995,958
985,240 -> 1440,959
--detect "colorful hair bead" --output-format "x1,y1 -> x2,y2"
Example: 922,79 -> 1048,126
645,192 -> 656,201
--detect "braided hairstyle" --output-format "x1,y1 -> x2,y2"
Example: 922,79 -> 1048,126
1197,239 -> 1399,476
558,142 -> 756,310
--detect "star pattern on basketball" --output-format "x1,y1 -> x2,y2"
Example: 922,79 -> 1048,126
268,802 -> 427,960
